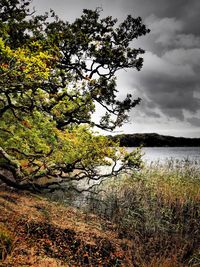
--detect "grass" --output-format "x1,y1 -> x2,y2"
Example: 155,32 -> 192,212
88,159 -> 200,266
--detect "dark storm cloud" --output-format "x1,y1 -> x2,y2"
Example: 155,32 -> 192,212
132,48 -> 200,120
187,117 -> 200,127
128,0 -> 200,35
128,0 -> 200,127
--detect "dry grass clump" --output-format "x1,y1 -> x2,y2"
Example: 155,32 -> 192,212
0,224 -> 15,261
88,159 -> 200,266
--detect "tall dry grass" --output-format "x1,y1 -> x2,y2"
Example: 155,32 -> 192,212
88,159 -> 200,266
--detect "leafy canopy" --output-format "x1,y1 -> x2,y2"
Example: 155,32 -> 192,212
0,0 -> 149,192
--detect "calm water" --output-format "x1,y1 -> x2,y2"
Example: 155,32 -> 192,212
64,147 -> 200,207
127,147 -> 200,163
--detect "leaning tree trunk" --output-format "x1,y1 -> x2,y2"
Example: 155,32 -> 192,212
0,147 -> 32,190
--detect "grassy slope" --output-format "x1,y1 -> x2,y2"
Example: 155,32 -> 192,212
0,189 -> 131,267
0,161 -> 200,267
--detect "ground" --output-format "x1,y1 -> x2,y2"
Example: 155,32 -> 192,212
0,189 -> 132,267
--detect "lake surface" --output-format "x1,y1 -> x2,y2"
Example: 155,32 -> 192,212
63,147 -> 200,207
126,147 -> 200,164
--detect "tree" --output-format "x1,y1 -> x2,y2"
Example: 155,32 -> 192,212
0,0 -> 149,192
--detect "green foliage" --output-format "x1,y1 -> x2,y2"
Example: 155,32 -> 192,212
0,0 -> 148,191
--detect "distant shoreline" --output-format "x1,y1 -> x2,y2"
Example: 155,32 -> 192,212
108,133 -> 200,147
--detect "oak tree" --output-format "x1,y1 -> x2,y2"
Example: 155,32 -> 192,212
0,0 -> 149,192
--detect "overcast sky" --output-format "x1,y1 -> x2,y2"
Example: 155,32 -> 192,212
32,0 -> 200,137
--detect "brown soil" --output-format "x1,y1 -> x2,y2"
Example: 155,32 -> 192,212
0,189 -> 131,267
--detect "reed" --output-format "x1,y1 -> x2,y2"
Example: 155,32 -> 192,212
88,159 -> 200,266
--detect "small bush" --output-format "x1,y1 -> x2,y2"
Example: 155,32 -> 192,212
0,225 -> 14,260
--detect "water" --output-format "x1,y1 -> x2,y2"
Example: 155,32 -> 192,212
52,147 -> 200,207
126,147 -> 200,164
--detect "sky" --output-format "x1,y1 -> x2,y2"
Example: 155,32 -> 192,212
32,0 -> 200,138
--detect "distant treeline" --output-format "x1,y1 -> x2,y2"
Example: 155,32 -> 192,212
109,133 -> 200,147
